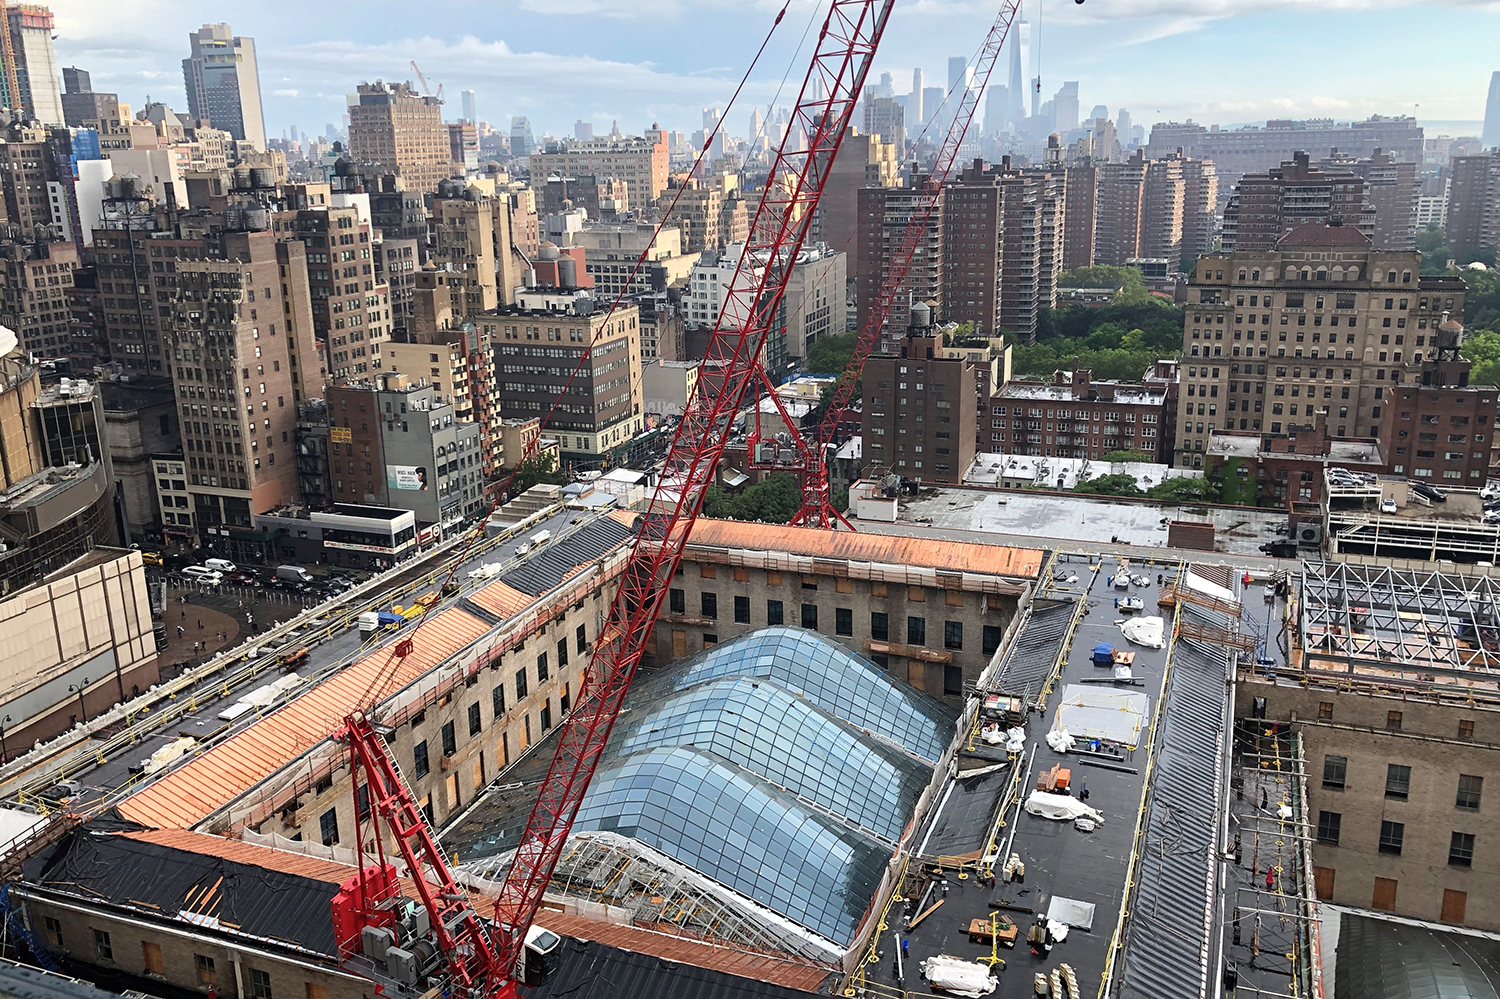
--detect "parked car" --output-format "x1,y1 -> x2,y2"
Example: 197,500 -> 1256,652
1381,498 -> 1398,513
1409,481 -> 1448,502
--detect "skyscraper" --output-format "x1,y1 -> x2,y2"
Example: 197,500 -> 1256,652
1484,72 -> 1500,150
947,56 -> 970,96
7,4 -> 62,125
1009,21 -> 1030,116
461,89 -> 476,124
510,116 -> 534,158
1116,109 -> 1133,148
575,119 -> 594,141
348,81 -> 450,193
1054,81 -> 1079,133
910,68 -> 924,128
182,23 -> 266,149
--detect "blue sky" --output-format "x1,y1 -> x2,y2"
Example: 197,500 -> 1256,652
53,0 -> 1496,143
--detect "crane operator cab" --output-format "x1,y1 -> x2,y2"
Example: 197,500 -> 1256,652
519,926 -> 563,986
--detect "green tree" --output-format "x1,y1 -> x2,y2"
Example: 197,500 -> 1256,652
1462,268 -> 1500,331
1073,473 -> 1144,497
1102,449 -> 1153,463
1417,223 -> 1452,275
804,332 -> 858,376
509,452 -> 568,495
1146,476 -> 1218,503
832,485 -> 850,512
702,472 -> 804,523
1462,328 -> 1500,387
1057,265 -> 1149,304
1460,245 -> 1499,268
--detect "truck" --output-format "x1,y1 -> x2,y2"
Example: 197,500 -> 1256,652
276,564 -> 314,584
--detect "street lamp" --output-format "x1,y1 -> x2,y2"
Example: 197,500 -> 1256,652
1,714 -> 10,762
68,678 -> 90,724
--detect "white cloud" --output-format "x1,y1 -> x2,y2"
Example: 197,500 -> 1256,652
273,88 -> 299,98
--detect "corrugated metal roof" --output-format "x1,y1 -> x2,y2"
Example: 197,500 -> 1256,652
502,518 -> 635,595
468,578 -> 534,619
686,519 -> 1044,578
1334,912 -> 1500,999
118,605 -> 491,828
992,600 -> 1074,699
1115,602 -> 1233,999
519,933 -> 828,999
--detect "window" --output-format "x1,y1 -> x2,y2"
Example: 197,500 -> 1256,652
441,720 -> 457,757
701,592 -> 717,619
1387,710 -> 1403,731
468,702 -> 482,736
194,954 -> 216,987
1316,810 -> 1341,845
43,916 -> 61,948
515,668 -> 528,700
250,968 -> 273,999
983,625 -> 1003,655
734,595 -> 750,624
1323,755 -> 1347,790
307,987 -> 328,999
1318,701 -> 1333,720
536,653 -> 549,684
413,740 -> 430,778
944,621 -> 963,650
1379,820 -> 1405,855
142,941 -> 164,975
836,607 -> 853,636
766,599 -> 784,625
871,612 -> 889,641
493,684 -> 505,718
1385,764 -> 1411,800
801,603 -> 818,629
1459,719 -> 1475,739
319,807 -> 339,846
1450,831 -> 1476,867
576,624 -> 588,654
557,638 -> 568,669
669,588 -> 684,614
907,616 -> 926,646
93,928 -> 112,960
1458,774 -> 1483,810
540,700 -> 552,731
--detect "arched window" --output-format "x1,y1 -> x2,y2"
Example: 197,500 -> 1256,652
1238,269 -> 1247,280
1401,270 -> 1412,283
1347,265 -> 1360,280
1301,267 -> 1312,281
1286,265 -> 1299,279
1251,269 -> 1260,281
1331,266 -> 1344,281
1316,269 -> 1327,281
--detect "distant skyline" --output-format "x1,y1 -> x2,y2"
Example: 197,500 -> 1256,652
48,0 -> 1497,144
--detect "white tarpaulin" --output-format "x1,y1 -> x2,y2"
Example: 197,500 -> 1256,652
1181,570 -> 1236,604
1053,685 -> 1150,746
1120,615 -> 1166,648
1024,791 -> 1105,824
922,956 -> 997,996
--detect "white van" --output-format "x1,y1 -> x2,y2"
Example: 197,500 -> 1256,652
276,565 -> 314,584
205,558 -> 237,573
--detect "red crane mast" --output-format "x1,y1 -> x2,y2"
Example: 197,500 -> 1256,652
330,3 -> 893,997
790,0 -> 1025,528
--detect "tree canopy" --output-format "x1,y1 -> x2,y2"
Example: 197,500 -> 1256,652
1417,224 -> 1452,276
804,332 -> 858,377
702,472 -> 803,523
1056,265 -> 1150,305
509,451 -> 568,496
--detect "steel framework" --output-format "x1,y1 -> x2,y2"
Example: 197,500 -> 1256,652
482,2 -> 893,994
788,0 -> 1024,528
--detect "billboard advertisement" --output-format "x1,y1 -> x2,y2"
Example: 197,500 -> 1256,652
387,465 -> 430,491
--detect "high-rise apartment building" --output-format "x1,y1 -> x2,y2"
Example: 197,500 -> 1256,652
495,294 -> 642,461
1174,223 -> 1465,468
181,23 -> 265,149
1446,151 -> 1500,263
348,81 -> 449,194
275,195 -> 393,380
863,95 -> 906,153
509,116 -> 534,159
1062,164 -> 1097,270
0,239 -> 76,354
814,128 -> 898,264
673,177 -> 721,254
1380,316 -> 1496,486
1140,154 -> 1185,264
857,178 -> 944,350
1180,156 -> 1219,267
861,310 -> 981,485
1093,152 -> 1146,266
7,4 -> 61,126
1334,149 -> 1418,251
529,131 -> 669,210
1221,152 -> 1373,252
59,66 -> 125,130
1484,72 -> 1500,150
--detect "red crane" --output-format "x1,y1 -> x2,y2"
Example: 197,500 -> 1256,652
329,2 -> 893,996
787,0 -> 1025,529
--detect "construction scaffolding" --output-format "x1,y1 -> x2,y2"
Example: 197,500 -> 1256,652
1222,723 -> 1323,999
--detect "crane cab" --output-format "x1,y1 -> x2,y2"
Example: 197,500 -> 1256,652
518,926 -> 562,986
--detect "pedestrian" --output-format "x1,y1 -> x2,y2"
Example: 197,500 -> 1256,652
901,938 -> 909,958
176,626 -> 184,638
181,610 -> 186,620
1079,777 -> 1090,802
1265,866 -> 1275,891
197,619 -> 203,630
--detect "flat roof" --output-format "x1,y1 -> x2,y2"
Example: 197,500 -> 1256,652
892,486 -> 1285,556
327,503 -> 411,520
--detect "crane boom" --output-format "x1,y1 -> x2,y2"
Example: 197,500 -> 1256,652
790,0 -> 1024,528
486,0 -> 893,991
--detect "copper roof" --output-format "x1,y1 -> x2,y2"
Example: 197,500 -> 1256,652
468,577 -> 534,618
118,605 -> 492,828
1275,223 -> 1372,247
686,518 -> 1043,578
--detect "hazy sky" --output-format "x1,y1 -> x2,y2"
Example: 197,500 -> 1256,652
52,0 -> 1496,143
